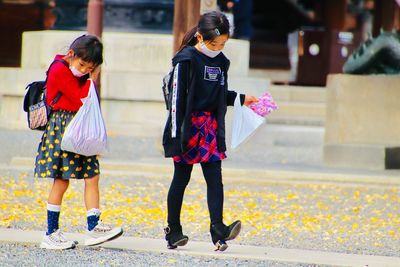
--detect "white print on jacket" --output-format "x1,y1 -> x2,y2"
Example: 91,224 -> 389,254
204,66 -> 221,81
171,63 -> 179,138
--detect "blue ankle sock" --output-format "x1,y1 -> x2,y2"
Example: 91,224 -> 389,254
87,208 -> 101,231
46,203 -> 61,235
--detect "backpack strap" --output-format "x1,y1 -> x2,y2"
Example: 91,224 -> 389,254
46,59 -> 68,108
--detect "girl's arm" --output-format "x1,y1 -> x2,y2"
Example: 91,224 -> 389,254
227,91 -> 257,106
227,90 -> 244,106
47,64 -> 90,106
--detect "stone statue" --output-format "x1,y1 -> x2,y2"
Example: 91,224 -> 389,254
343,31 -> 400,74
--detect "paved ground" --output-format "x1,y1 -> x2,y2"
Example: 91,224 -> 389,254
1,126 -> 400,266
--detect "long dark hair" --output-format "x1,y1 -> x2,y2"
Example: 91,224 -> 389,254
178,11 -> 230,52
70,35 -> 103,67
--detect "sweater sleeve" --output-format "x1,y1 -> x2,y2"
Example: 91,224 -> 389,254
46,63 -> 90,108
170,61 -> 190,138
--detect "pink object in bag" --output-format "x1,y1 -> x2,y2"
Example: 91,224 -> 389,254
249,92 -> 278,117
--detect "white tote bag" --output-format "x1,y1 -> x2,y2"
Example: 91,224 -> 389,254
231,95 -> 264,149
61,80 -> 108,156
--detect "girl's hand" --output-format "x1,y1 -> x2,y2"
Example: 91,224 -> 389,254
90,66 -> 101,81
244,95 -> 258,106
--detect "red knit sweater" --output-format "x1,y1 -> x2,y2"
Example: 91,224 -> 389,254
46,55 -> 91,112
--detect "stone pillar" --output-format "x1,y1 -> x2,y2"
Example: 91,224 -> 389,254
324,74 -> 400,169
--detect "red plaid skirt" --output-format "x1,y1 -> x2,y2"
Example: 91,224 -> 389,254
173,111 -> 226,164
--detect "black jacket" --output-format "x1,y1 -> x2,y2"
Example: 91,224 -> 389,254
162,46 -> 244,157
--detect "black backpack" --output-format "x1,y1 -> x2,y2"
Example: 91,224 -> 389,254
162,66 -> 174,110
161,62 -> 193,110
23,59 -> 68,130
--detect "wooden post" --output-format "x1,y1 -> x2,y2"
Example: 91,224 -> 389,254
87,0 -> 103,38
373,0 -> 399,37
187,0 -> 201,28
172,0 -> 201,54
324,0 -> 347,31
87,0 -> 103,93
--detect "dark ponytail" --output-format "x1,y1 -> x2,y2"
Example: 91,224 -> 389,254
178,26 -> 198,52
178,11 -> 230,52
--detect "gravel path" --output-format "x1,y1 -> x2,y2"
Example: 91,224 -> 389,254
1,168 -> 399,258
1,128 -> 400,266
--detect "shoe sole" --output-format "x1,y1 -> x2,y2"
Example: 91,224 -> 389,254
85,228 -> 123,246
168,237 -> 189,249
40,243 -> 76,250
226,221 -> 241,241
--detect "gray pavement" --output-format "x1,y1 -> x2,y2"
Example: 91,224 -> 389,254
1,125 -> 400,266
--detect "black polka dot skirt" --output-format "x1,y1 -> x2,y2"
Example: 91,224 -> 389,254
34,110 -> 100,180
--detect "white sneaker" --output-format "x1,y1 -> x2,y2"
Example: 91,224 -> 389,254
84,220 -> 123,246
40,229 -> 76,250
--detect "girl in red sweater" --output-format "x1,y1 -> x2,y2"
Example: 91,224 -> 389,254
35,35 -> 122,250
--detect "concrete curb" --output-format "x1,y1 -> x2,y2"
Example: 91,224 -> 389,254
0,228 -> 399,267
9,157 -> 400,186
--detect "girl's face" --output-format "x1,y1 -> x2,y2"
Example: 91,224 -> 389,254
197,33 -> 229,51
68,50 -> 96,75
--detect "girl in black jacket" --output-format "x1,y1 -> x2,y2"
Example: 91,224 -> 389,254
162,11 -> 257,251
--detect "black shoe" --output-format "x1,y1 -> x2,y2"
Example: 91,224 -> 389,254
164,225 -> 189,249
225,220 -> 241,241
210,220 -> 241,251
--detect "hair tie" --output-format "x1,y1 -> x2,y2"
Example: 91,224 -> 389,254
214,29 -> 220,36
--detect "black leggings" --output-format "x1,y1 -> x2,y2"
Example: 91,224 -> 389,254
167,160 -> 223,227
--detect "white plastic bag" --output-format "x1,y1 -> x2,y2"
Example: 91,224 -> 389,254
61,80 -> 108,156
231,95 -> 264,149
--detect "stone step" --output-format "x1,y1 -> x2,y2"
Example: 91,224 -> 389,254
0,70 -> 325,130
265,100 -> 325,126
268,85 -> 326,103
324,144 -> 400,170
0,67 -> 270,99
101,71 -> 270,101
0,94 -> 326,131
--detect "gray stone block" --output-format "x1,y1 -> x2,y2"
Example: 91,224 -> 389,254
324,144 -> 400,170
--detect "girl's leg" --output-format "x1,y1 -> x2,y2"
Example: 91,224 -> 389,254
167,162 -> 193,226
201,161 -> 241,251
41,178 -> 76,249
48,178 -> 69,205
84,175 -> 100,210
46,178 -> 69,235
200,161 -> 223,225
165,162 -> 192,249
83,174 -> 123,246
84,175 -> 100,231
